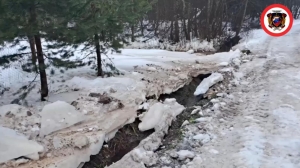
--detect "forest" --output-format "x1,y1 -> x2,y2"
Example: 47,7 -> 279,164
0,0 -> 299,101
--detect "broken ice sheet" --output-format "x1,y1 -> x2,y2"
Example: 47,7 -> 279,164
40,101 -> 86,136
138,99 -> 185,132
0,126 -> 44,164
194,73 -> 224,96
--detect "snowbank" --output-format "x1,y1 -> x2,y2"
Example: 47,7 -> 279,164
195,49 -> 241,65
126,38 -> 216,52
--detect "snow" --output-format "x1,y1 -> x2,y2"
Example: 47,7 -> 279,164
139,99 -> 185,132
0,126 -> 44,164
0,104 -> 29,117
85,19 -> 300,168
181,120 -> 190,127
3,18 -> 296,168
176,150 -> 195,161
40,101 -> 86,136
186,156 -> 203,168
192,19 -> 300,168
195,49 -> 241,64
127,38 -> 216,52
107,99 -> 185,168
0,47 -> 218,167
131,148 -> 158,166
194,73 -> 224,96
218,62 -> 229,67
187,49 -> 194,54
192,134 -> 211,144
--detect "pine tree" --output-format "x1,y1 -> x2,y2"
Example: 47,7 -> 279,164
0,0 -> 70,101
56,0 -> 152,77
127,0 -> 153,42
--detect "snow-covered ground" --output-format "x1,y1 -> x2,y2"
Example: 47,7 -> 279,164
124,20 -> 300,168
126,38 -> 217,52
1,18 -> 300,168
0,39 -> 241,168
197,20 -> 300,168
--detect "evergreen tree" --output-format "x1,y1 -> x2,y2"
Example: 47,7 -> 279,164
0,0 -> 70,101
56,0 -> 152,77
127,0 -> 153,42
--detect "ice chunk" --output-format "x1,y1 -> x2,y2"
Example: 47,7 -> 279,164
187,156 -> 203,168
176,150 -> 195,160
193,134 -> 211,144
0,126 -> 44,164
218,62 -> 229,67
40,101 -> 86,136
195,117 -> 212,123
194,73 -> 224,96
147,67 -> 157,71
138,103 -> 164,131
131,148 -> 158,166
138,99 -> 185,132
209,149 -> 219,154
187,49 -> 194,54
181,120 -> 190,127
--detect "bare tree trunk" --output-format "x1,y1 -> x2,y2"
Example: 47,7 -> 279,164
170,21 -> 174,41
174,20 -> 180,43
94,34 -> 103,77
28,36 -> 38,73
206,0 -> 212,41
140,20 -> 144,36
154,20 -> 159,36
183,19 -> 190,40
131,25 -> 135,42
187,19 -> 192,38
34,35 -> 48,101
235,0 -> 249,37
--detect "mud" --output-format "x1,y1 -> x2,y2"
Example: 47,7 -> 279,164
83,119 -> 154,168
155,74 -> 212,153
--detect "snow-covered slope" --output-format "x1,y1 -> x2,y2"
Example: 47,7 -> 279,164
0,45 -> 242,168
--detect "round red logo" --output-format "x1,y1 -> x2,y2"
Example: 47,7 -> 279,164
260,4 -> 293,37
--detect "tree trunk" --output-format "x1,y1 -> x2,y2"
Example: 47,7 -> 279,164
94,34 -> 103,77
140,20 -> 144,36
235,0 -> 249,38
131,25 -> 135,42
174,20 -> 180,43
154,20 -> 159,36
28,36 -> 38,73
187,19 -> 192,38
34,35 -> 48,101
170,21 -> 174,41
206,0 -> 212,41
183,19 -> 190,40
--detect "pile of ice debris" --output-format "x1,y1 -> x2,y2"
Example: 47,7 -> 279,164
0,49 -> 242,168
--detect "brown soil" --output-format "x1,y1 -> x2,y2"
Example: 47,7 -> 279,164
83,119 -> 154,168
